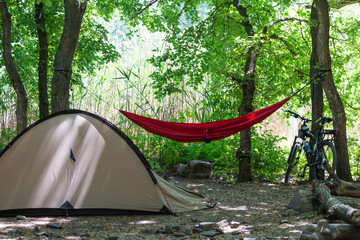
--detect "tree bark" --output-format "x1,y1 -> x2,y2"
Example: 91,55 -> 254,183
35,2 -> 49,119
0,1 -> 28,134
51,0 -> 88,113
300,219 -> 360,240
310,2 -> 323,147
324,163 -> 360,197
314,0 -> 352,181
310,2 -> 324,180
233,0 -> 256,182
313,182 -> 360,226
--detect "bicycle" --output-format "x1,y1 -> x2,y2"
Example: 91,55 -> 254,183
284,110 -> 339,183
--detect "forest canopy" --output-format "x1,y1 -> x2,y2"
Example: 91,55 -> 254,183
1,0 -> 360,182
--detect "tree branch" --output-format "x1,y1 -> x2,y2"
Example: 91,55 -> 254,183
232,0 -> 254,36
262,18 -> 309,35
132,0 -> 160,19
329,0 -> 360,9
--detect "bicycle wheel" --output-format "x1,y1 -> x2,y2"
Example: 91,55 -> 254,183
285,143 -> 300,183
312,141 -> 337,181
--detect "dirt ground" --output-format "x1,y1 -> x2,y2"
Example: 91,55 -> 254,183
1,178 -> 359,240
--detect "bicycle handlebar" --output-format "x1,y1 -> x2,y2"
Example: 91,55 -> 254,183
316,116 -> 333,124
285,109 -> 301,119
285,109 -> 311,122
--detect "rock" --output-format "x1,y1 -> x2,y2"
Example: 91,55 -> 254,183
201,230 -> 221,237
231,230 -> 242,235
47,223 -> 62,229
198,222 -> 216,231
173,231 -> 185,237
280,219 -> 290,224
230,221 -> 240,228
16,237 -> 26,240
32,226 -> 40,234
192,227 -> 203,233
288,189 -> 316,212
216,219 -> 229,228
177,160 -> 213,179
16,215 -> 26,220
157,228 -> 166,234
107,236 -> 118,240
243,221 -> 250,226
33,231 -> 49,237
49,232 -> 63,238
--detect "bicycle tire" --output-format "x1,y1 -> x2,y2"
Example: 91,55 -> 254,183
285,143 -> 300,183
311,141 -> 337,181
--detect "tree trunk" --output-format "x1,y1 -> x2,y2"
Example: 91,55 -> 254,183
314,0 -> 352,181
236,47 -> 257,182
310,2 -> 323,145
51,0 -> 87,113
310,2 -> 324,180
233,0 -> 257,182
0,1 -> 28,134
35,2 -> 49,119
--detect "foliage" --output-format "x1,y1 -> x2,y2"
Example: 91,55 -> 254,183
0,0 -> 120,119
251,129 -> 288,181
2,1 -> 360,182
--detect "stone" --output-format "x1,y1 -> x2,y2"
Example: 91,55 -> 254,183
157,228 -> 166,234
173,232 -> 185,237
32,226 -> 40,234
288,189 -> 316,212
230,221 -> 240,228
198,222 -> 216,231
16,215 -> 26,220
107,236 -> 118,240
49,232 -> 63,238
192,227 -> 203,233
15,215 -> 25,221
216,219 -> 229,228
201,230 -> 221,237
34,231 -> 49,237
177,160 -> 213,179
47,223 -> 62,229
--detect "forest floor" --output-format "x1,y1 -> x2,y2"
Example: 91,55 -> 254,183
1,178 -> 360,240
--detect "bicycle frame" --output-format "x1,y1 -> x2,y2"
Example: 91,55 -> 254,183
285,110 -> 339,182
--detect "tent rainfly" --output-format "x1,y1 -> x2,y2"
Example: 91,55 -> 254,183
0,110 -> 209,216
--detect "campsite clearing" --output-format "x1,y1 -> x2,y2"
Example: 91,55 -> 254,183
2,178 -> 360,239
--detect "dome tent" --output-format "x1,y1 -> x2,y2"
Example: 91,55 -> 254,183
0,110 -> 208,216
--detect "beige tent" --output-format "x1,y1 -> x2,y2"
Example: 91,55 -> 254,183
0,110 -> 208,216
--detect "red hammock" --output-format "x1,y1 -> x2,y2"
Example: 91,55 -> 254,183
120,97 -> 290,143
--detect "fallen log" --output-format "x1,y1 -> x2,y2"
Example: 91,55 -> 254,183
325,163 -> 360,197
300,219 -> 360,240
312,181 -> 360,226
